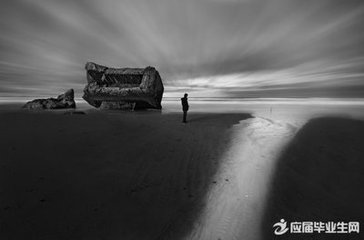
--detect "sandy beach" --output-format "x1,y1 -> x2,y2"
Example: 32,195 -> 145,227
0,104 -> 252,240
2,0 -> 364,238
0,101 -> 364,240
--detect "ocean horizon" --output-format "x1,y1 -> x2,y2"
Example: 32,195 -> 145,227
2,96 -> 364,105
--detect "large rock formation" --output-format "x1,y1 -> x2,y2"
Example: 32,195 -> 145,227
23,89 -> 76,110
83,62 -> 164,110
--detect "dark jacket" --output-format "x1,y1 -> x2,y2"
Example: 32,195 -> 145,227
181,97 -> 189,111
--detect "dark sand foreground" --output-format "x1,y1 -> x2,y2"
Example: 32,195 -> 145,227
0,109 -> 251,240
1,103 -> 364,240
262,117 -> 364,240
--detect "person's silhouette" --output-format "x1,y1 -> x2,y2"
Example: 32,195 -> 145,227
181,93 -> 189,123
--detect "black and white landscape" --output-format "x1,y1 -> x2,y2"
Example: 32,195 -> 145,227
1,0 -> 364,240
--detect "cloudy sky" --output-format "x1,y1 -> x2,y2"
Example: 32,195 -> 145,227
1,0 -> 364,98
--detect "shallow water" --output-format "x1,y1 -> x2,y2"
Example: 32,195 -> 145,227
2,98 -> 364,123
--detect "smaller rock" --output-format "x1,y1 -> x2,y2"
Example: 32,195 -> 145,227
23,89 -> 76,110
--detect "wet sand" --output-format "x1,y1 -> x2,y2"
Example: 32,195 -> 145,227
0,108 -> 251,240
262,117 -> 364,240
1,101 -> 364,240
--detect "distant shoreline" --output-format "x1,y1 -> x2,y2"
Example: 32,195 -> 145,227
1,96 -> 364,104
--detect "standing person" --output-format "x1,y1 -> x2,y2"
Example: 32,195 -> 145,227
181,93 -> 189,123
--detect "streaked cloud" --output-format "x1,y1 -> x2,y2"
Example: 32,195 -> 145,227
1,0 -> 364,97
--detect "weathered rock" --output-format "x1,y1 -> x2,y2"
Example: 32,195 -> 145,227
82,62 -> 164,110
23,89 -> 76,110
